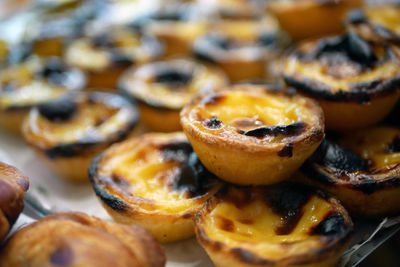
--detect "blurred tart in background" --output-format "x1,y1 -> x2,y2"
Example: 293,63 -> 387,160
283,32 -> 400,130
0,56 -> 86,133
22,92 -> 139,183
119,57 -> 228,132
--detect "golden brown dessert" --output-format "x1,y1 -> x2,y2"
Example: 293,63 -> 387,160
195,182 -> 353,267
119,58 -> 228,132
283,32 -> 400,130
89,132 -> 222,242
345,5 -> 400,43
0,212 -> 165,267
267,0 -> 363,41
22,92 -> 139,183
65,26 -> 163,89
0,39 -> 8,65
0,56 -> 86,133
180,84 -> 324,185
193,18 -> 284,82
300,126 -> 400,218
0,162 -> 29,243
134,3 -> 208,57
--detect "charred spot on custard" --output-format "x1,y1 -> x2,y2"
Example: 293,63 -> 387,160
174,152 -> 219,198
278,143 -> 293,158
302,33 -> 378,69
310,139 -> 368,171
264,183 -> 312,235
243,121 -> 307,138
154,69 -> 193,87
311,211 -> 347,239
38,97 -> 77,122
91,33 -> 114,48
38,57 -> 69,86
230,248 -> 270,265
160,140 -> 193,162
218,217 -> 235,232
110,51 -> 133,66
203,117 -> 222,129
387,136 -> 400,153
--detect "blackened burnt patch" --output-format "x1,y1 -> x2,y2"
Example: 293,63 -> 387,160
387,136 -> 400,153
154,69 -> 192,86
91,33 -> 114,48
310,139 -> 368,171
278,143 -> 293,157
264,183 -> 312,235
160,140 -> 193,162
203,117 -> 222,129
39,57 -> 69,85
174,152 -> 219,198
311,211 -> 346,238
38,97 -> 77,122
243,121 -> 307,138
305,33 -> 378,69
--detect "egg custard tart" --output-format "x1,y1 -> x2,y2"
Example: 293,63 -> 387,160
65,26 -> 163,89
195,182 -> 353,267
0,212 -> 165,267
119,58 -> 228,132
133,3 -> 208,57
22,92 -> 139,183
283,33 -> 400,130
193,18 -> 283,82
345,5 -> 400,43
0,56 -> 86,134
0,39 -> 8,65
0,162 -> 29,243
266,0 -> 363,41
301,126 -> 400,218
180,85 -> 324,185
89,132 -> 222,242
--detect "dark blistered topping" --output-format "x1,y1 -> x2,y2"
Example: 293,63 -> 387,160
258,33 -> 277,47
264,183 -> 312,235
278,143 -> 293,158
387,136 -> 400,153
174,152 -> 219,198
346,9 -> 367,24
39,57 -> 69,85
203,117 -> 222,129
38,97 -> 77,122
91,33 -> 114,48
311,212 -> 346,238
110,50 -> 133,66
154,69 -> 193,86
230,248 -> 270,265
218,217 -> 235,232
310,139 -> 368,171
305,33 -> 378,69
160,140 -> 193,162
50,245 -> 74,266
243,121 -> 307,138
45,142 -> 97,159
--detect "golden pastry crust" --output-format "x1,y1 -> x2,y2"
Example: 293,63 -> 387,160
22,92 -> 139,183
283,33 -> 400,130
119,58 -> 228,132
267,0 -> 363,41
195,183 -> 353,267
180,84 -> 324,185
345,5 -> 400,43
89,132 -> 222,242
65,26 -> 163,89
0,212 -> 165,267
300,126 -> 400,217
0,162 -> 29,242
193,18 -> 283,82
0,56 -> 86,133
